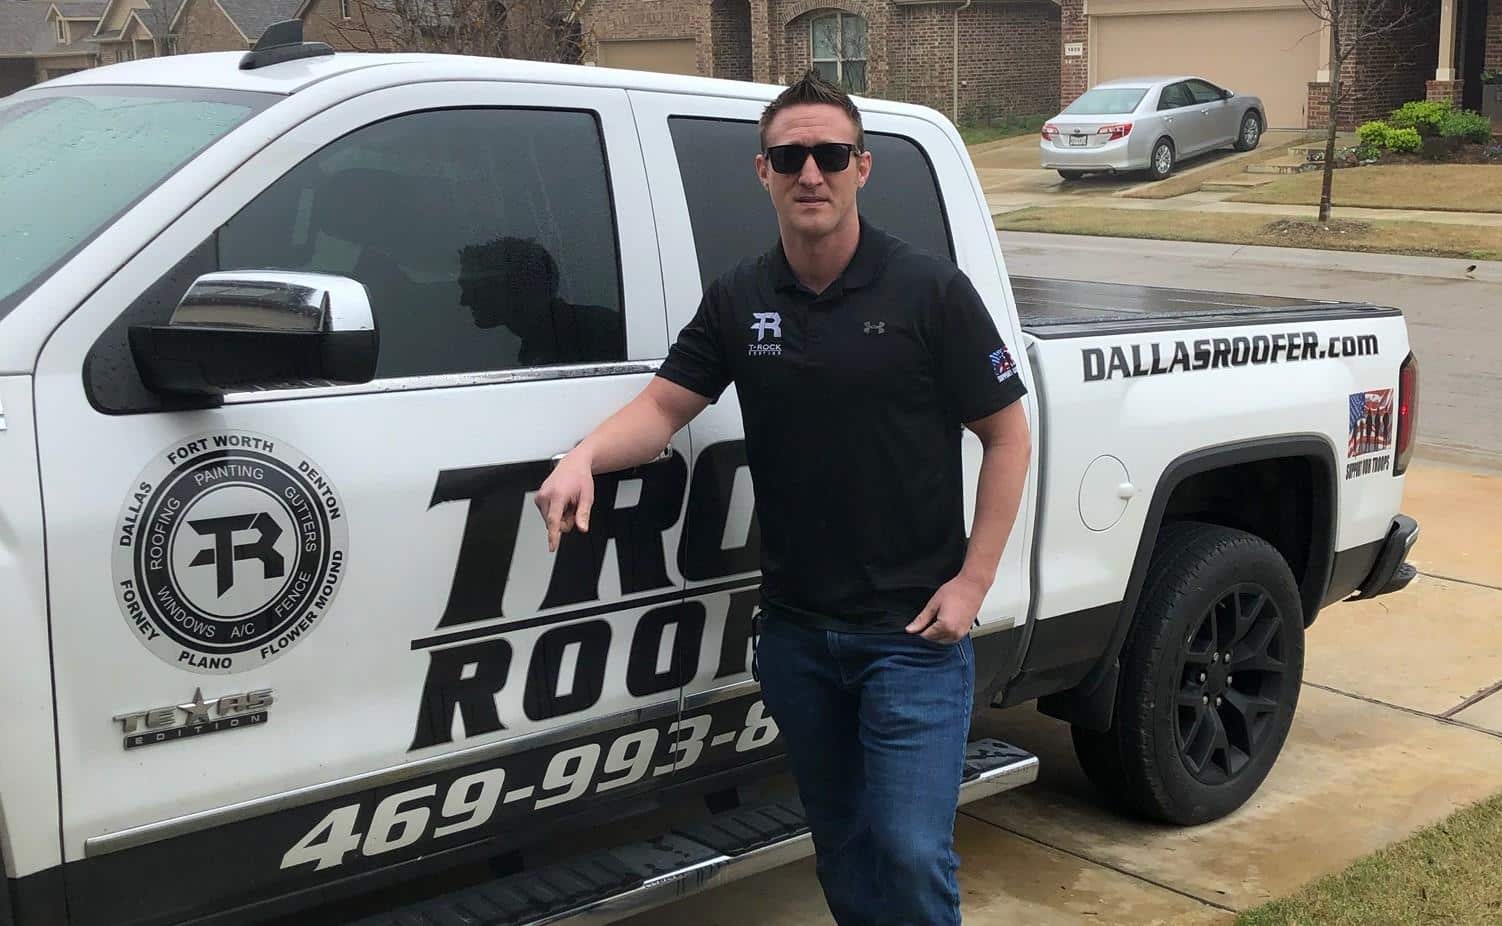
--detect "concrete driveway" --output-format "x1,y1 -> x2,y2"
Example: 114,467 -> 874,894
623,461 -> 1502,926
967,131 -> 1306,203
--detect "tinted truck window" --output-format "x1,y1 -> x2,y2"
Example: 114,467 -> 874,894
89,107 -> 626,412
667,117 -> 952,290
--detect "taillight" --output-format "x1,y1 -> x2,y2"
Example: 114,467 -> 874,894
1097,123 -> 1132,141
1395,352 -> 1419,475
1041,123 -> 1060,140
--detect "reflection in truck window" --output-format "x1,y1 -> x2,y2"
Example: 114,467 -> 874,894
213,107 -> 625,380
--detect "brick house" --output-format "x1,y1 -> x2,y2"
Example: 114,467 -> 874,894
0,0 -> 104,95
1058,0 -> 1502,131
580,0 -> 1063,125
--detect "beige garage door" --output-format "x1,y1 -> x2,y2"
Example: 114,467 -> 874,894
1093,8 -> 1321,128
597,39 -> 698,76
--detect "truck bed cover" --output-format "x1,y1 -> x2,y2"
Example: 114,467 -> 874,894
1015,276 -> 1400,338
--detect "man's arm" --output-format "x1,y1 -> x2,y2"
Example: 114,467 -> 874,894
906,400 -> 1032,642
536,377 -> 710,551
573,377 -> 710,475
957,400 -> 1032,588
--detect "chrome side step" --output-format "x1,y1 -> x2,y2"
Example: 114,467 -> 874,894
354,738 -> 1038,926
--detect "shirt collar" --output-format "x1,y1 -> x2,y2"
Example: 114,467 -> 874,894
767,215 -> 888,296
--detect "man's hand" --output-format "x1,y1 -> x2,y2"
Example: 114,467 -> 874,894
905,573 -> 989,643
535,453 -> 595,552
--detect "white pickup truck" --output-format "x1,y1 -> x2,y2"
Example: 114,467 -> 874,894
0,25 -> 1421,926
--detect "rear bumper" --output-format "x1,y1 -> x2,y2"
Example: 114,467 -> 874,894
1355,514 -> 1421,599
1039,137 -> 1141,172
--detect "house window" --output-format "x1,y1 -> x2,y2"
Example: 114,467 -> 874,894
340,0 -> 351,18
57,18 -> 68,43
810,12 -> 867,93
120,44 -> 134,61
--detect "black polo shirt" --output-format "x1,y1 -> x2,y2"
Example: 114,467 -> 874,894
657,217 -> 1027,632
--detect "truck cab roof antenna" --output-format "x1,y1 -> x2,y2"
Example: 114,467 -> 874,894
239,20 -> 334,70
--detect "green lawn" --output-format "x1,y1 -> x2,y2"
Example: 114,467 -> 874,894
995,206 -> 1502,261
960,114 -> 1047,147
1236,791 -> 1502,926
1229,164 -> 1502,213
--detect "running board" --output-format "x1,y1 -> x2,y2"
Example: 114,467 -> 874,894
353,739 -> 1037,926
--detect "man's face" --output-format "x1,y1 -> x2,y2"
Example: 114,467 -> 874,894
756,103 -> 871,239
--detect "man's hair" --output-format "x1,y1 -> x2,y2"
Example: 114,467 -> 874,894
758,68 -> 865,153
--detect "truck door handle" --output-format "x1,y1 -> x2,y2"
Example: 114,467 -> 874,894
551,447 -> 674,464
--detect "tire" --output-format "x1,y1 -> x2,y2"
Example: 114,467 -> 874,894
1234,112 -> 1263,152
1071,521 -> 1305,825
1146,139 -> 1175,180
1058,169 -> 1086,181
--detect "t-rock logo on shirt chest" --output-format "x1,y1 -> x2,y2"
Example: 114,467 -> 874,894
749,312 -> 782,356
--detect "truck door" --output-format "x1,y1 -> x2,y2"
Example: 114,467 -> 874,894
628,91 -> 1038,788
32,80 -> 692,926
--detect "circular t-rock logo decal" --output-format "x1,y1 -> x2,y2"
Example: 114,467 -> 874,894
114,432 -> 348,674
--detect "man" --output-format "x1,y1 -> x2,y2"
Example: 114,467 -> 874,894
457,235 -> 624,367
535,70 -> 1031,924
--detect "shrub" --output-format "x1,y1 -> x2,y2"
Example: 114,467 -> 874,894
1356,120 -> 1390,149
1385,127 -> 1422,153
1440,109 -> 1494,144
1389,100 -> 1453,137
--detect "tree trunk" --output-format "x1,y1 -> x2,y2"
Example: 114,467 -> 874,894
1318,14 -> 1340,225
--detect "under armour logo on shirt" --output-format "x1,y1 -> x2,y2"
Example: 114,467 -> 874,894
863,321 -> 886,335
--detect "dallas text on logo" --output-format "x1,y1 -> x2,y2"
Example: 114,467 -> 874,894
1083,332 -> 1380,382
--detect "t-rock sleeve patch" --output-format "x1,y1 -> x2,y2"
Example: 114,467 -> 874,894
113,431 -> 348,674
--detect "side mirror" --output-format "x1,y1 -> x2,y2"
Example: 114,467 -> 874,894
1222,88 -> 1235,100
129,271 -> 379,400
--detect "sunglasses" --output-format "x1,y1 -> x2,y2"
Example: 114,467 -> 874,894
764,142 -> 860,175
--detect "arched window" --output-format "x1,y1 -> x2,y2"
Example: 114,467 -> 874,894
809,12 -> 867,93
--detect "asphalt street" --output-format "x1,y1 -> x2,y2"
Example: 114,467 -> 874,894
998,232 -> 1502,472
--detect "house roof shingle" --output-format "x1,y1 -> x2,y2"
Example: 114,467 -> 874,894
217,0 -> 302,41
54,1 -> 108,17
0,1 -> 49,55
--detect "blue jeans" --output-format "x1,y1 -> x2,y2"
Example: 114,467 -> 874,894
755,613 -> 975,926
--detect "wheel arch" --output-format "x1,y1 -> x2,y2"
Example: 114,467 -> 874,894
1038,435 -> 1337,731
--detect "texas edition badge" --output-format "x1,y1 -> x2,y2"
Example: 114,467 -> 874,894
114,431 -> 348,674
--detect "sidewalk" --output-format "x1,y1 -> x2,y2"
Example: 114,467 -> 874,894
986,188 -> 1502,227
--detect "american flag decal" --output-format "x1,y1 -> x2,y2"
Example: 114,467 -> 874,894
1348,389 -> 1393,457
990,344 -> 1017,383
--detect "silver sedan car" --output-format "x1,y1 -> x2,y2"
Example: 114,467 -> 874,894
1040,76 -> 1265,181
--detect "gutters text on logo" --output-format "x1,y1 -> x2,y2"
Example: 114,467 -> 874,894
1083,331 -> 1380,382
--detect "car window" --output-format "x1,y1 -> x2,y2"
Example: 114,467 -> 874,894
87,107 -> 627,411
1063,87 -> 1148,115
0,86 -> 272,321
1157,83 -> 1193,110
666,116 -> 952,290
1187,80 -> 1225,104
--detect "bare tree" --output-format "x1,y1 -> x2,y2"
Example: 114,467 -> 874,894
315,0 -> 586,61
1300,0 -> 1422,223
137,1 -> 186,56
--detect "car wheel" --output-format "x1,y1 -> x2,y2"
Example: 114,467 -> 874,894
1071,521 -> 1304,825
1234,112 -> 1263,152
1058,169 -> 1086,181
1147,139 -> 1175,180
